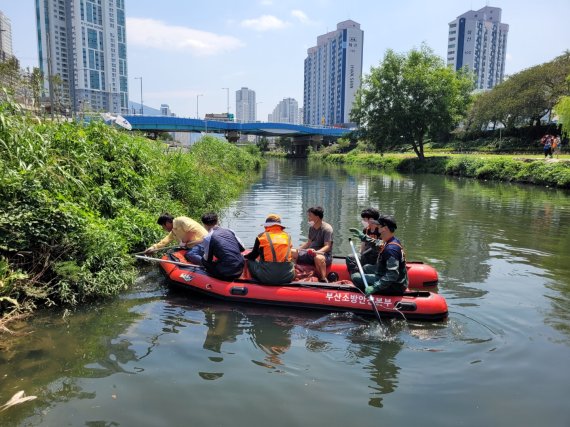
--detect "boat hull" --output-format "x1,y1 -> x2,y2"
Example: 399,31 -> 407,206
327,256 -> 438,288
161,252 -> 448,322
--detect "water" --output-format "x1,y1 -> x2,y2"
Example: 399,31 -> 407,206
2,159 -> 570,426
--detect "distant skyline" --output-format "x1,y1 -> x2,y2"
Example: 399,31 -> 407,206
3,0 -> 569,119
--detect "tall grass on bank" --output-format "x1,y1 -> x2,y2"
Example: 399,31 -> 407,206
313,152 -> 570,188
0,102 -> 262,321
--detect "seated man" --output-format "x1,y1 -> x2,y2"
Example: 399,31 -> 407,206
351,215 -> 408,296
144,213 -> 208,264
346,207 -> 381,275
200,212 -> 245,281
244,214 -> 295,285
292,206 -> 333,282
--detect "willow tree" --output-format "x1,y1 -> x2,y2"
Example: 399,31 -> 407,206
351,44 -> 473,160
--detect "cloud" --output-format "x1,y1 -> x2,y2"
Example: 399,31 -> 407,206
127,18 -> 244,56
291,10 -> 309,24
240,15 -> 290,31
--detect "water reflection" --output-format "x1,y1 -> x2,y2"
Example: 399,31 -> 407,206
355,339 -> 402,408
171,294 -> 296,371
164,290 -> 410,406
305,314 -> 405,408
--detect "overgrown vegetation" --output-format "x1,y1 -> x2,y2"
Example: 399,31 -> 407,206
0,102 -> 262,323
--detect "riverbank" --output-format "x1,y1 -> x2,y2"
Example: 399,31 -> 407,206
310,151 -> 570,188
0,103 -> 262,327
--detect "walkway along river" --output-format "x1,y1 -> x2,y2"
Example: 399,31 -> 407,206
1,158 -> 570,426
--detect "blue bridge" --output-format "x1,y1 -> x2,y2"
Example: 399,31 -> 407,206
122,115 -> 354,152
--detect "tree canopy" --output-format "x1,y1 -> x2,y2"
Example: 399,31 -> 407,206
554,75 -> 570,138
351,44 -> 473,160
466,52 -> 570,130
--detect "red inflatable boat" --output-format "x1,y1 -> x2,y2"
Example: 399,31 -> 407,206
158,251 -> 448,322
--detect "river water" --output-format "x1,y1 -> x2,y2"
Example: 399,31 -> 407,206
2,159 -> 570,426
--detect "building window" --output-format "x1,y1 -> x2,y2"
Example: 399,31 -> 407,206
90,70 -> 100,89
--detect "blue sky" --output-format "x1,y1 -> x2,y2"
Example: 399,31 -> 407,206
3,0 -> 569,118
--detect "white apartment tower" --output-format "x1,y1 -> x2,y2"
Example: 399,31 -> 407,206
447,6 -> 509,90
35,0 -> 129,114
236,87 -> 256,122
270,97 -> 299,124
0,10 -> 14,62
303,20 -> 363,126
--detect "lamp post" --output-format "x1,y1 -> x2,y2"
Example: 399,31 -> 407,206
196,94 -> 203,119
134,77 -> 143,115
222,87 -> 229,115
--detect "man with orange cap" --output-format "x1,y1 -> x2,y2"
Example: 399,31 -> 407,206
244,214 -> 295,285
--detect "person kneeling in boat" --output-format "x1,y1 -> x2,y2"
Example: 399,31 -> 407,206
244,214 -> 295,285
291,206 -> 333,282
200,212 -> 245,281
351,215 -> 408,296
144,213 -> 208,264
346,207 -> 382,275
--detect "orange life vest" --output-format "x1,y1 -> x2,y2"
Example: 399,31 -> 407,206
258,228 -> 292,262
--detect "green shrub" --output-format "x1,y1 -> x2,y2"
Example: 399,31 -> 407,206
312,149 -> 570,189
0,103 -> 262,319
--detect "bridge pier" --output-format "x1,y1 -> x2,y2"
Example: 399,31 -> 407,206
290,135 -> 323,157
225,131 -> 240,143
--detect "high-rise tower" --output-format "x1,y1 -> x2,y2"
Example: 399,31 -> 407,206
270,98 -> 299,124
236,87 -> 256,122
0,10 -> 14,62
35,0 -> 129,114
303,20 -> 363,126
447,6 -> 509,90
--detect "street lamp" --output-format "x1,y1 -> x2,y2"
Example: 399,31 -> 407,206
134,77 -> 143,115
222,87 -> 229,115
196,94 -> 203,119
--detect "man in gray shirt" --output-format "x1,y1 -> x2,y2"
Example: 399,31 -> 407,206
292,206 -> 333,282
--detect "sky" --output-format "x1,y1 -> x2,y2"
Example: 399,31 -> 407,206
2,0 -> 569,119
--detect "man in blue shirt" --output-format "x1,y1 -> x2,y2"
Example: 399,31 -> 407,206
200,212 -> 245,281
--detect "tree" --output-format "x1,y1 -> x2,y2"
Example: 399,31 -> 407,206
554,76 -> 570,138
467,52 -> 570,130
276,136 -> 292,153
28,67 -> 44,112
351,44 -> 473,160
48,74 -> 71,117
0,57 -> 21,99
256,136 -> 269,152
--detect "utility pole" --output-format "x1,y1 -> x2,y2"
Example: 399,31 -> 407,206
196,94 -> 203,119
